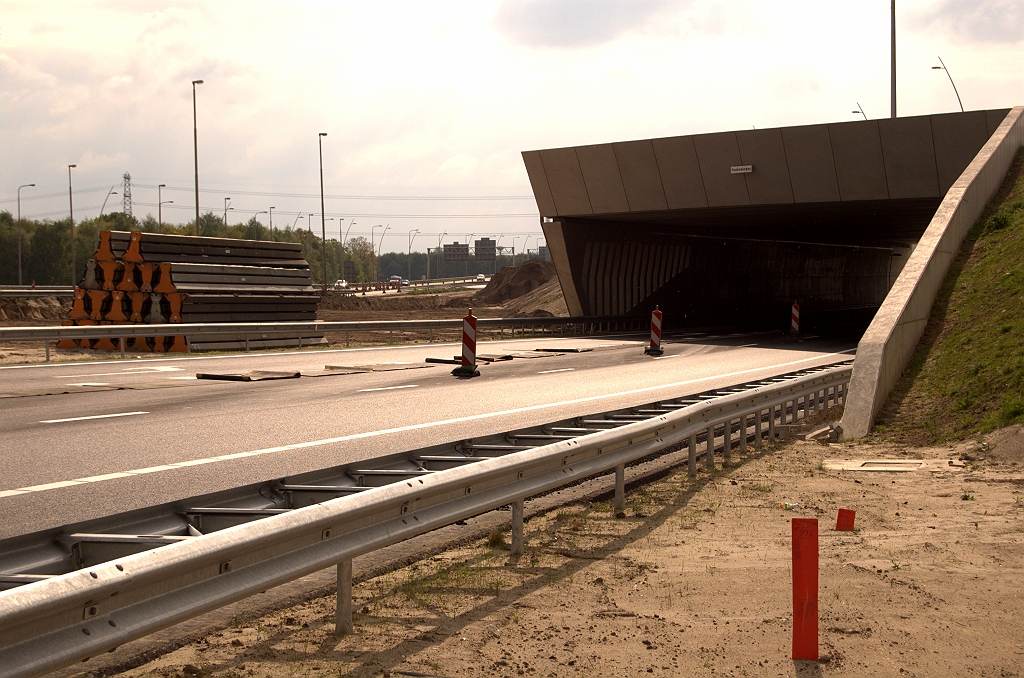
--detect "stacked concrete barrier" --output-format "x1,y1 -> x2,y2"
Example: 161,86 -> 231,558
61,231 -> 323,352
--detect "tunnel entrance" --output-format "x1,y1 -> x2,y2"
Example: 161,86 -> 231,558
523,109 -> 1009,333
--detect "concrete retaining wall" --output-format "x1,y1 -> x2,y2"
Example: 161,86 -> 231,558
841,106 -> 1024,439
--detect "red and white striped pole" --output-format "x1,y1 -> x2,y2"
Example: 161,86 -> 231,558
644,305 -> 664,356
452,307 -> 481,377
790,301 -> 800,334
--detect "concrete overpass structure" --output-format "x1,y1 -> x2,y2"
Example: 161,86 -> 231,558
523,109 -> 1010,332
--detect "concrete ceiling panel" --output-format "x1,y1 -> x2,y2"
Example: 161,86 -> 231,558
930,111 -> 990,194
878,116 -> 940,199
986,108 -> 1011,138
651,136 -> 708,209
736,128 -> 794,205
521,151 -> 558,217
612,140 -> 669,212
576,144 -> 630,214
781,124 -> 840,203
693,132 -> 750,207
539,147 -> 594,216
828,120 -> 889,201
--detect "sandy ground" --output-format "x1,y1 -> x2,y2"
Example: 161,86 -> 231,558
101,426 -> 1024,678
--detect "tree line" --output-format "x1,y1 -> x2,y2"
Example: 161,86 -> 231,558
0,211 -> 521,286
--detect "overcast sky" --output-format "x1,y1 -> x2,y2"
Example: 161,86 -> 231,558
1,0 -> 1021,253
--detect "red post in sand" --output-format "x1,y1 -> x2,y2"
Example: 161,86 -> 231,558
792,518 -> 818,661
644,305 -> 664,356
452,308 -> 480,378
835,508 -> 856,531
790,301 -> 800,334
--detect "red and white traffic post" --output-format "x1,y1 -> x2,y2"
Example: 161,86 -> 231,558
790,301 -> 800,334
644,305 -> 664,356
452,308 -> 481,377
791,518 -> 818,661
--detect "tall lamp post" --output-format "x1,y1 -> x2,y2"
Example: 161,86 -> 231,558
253,211 -> 268,241
17,183 -> 35,285
932,57 -> 963,112
522,236 -> 531,263
99,186 -> 118,216
341,219 -> 355,282
465,233 -> 474,276
407,229 -> 419,282
318,132 -> 328,291
192,79 -> 204,235
512,236 -> 520,267
269,206 -> 275,234
158,184 -> 173,229
223,197 -> 231,227
852,103 -> 867,120
434,231 -> 447,282
68,164 -> 77,287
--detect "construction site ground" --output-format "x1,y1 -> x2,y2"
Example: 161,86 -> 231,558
52,422 -> 1023,678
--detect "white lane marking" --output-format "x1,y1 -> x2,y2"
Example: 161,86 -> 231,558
169,376 -> 197,380
51,366 -> 184,378
358,384 -> 419,393
1,349 -> 855,499
652,354 -> 679,360
66,382 -> 111,387
40,411 -> 148,424
737,343 -> 759,348
538,368 -> 574,374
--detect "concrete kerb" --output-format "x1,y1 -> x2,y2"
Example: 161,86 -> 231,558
841,105 -> 1024,439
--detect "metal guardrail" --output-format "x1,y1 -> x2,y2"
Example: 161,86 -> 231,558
0,287 -> 74,298
0,316 -> 643,343
0,363 -> 851,678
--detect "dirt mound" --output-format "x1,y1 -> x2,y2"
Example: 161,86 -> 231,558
0,296 -> 71,323
475,259 -> 556,305
501,277 -> 568,317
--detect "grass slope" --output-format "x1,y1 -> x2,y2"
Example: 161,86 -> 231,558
875,149 -> 1024,445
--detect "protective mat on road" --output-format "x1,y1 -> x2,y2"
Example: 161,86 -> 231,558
532,347 -> 593,353
309,363 -> 436,376
0,380 -> 207,399
196,370 -> 301,382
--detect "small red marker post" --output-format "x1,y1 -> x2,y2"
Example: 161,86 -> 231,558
792,518 -> 818,661
790,301 -> 801,334
835,508 -> 856,531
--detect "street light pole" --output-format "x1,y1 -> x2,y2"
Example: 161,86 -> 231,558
192,79 -> 204,235
223,197 -> 231,227
269,206 -> 275,234
99,186 -> 118,216
512,236 -> 519,267
293,214 -> 304,230
407,229 -> 419,282
68,164 -> 77,287
852,102 -> 867,120
17,183 -> 35,285
436,231 -> 447,281
522,235 -> 531,263
319,132 -> 328,291
253,211 -> 268,241
932,56 -> 963,112
890,0 -> 896,119
465,233 -> 474,276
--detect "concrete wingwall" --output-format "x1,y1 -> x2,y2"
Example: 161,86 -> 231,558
841,106 -> 1024,439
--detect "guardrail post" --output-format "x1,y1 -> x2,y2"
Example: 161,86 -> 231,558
754,409 -> 762,447
614,464 -> 625,517
120,337 -> 125,358
244,334 -> 249,352
345,331 -> 350,347
45,340 -> 50,362
336,559 -> 353,635
706,425 -> 715,470
769,406 -> 776,441
688,433 -> 697,477
723,419 -> 732,464
511,499 -> 524,556
740,414 -> 748,454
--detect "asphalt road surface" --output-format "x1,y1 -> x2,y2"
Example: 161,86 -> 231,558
0,331 -> 855,539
